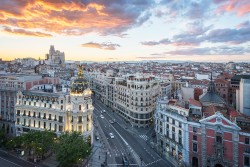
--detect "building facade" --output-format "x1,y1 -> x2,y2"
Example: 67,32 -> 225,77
15,66 -> 93,141
237,79 -> 250,116
155,98 -> 189,166
45,45 -> 65,66
114,74 -> 161,127
85,71 -> 161,127
0,74 -> 59,136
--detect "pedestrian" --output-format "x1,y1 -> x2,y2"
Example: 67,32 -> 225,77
99,155 -> 100,160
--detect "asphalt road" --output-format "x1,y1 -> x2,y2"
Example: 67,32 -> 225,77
93,98 -> 174,167
94,103 -> 137,166
0,150 -> 36,167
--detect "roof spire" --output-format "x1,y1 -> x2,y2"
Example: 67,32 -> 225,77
207,71 -> 217,93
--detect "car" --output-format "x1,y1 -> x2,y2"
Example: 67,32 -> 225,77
122,156 -> 129,167
109,120 -> 114,124
103,110 -> 106,113
96,136 -> 100,140
100,114 -> 104,119
100,110 -> 103,114
109,133 -> 114,138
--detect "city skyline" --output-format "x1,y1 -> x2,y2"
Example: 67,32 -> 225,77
1,0 -> 250,62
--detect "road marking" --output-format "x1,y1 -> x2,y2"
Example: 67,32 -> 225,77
0,156 -> 24,167
108,164 -> 138,166
146,158 -> 162,166
139,135 -> 149,141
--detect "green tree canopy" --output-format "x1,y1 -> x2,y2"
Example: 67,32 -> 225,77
55,131 -> 91,167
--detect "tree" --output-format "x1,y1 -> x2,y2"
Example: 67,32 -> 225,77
55,132 -> 91,167
0,129 -> 5,146
22,130 -> 55,159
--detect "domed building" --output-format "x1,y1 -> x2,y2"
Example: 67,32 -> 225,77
200,75 -> 226,107
15,65 -> 94,143
69,65 -> 93,142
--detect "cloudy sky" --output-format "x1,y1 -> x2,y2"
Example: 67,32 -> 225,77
0,0 -> 250,62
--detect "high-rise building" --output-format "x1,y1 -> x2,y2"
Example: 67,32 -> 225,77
237,79 -> 250,116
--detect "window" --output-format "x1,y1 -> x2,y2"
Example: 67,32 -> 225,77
59,116 -> 63,123
244,156 -> 249,166
17,110 -> 20,116
49,114 -> 51,120
49,104 -> 52,108
166,131 -> 169,137
44,122 -> 46,129
44,103 -> 46,107
61,100 -> 63,104
179,130 -> 182,135
246,138 -> 250,145
79,105 -> 81,111
216,136 -> 222,143
193,135 -> 197,141
193,127 -> 197,133
179,137 -> 182,145
59,126 -> 63,132
61,105 -> 63,110
167,117 -> 169,122
167,124 -> 169,129
179,122 -> 182,128
172,127 -> 175,132
193,143 -> 198,152
172,133 -> 175,140
43,113 -> 46,119
78,116 -> 82,123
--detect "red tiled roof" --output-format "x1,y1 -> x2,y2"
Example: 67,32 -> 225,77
214,78 -> 228,84
230,110 -> 238,117
189,98 -> 202,107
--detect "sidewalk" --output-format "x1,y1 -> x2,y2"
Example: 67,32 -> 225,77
38,154 -> 58,167
83,122 -> 114,167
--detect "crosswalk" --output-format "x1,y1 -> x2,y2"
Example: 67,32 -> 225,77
139,135 -> 149,141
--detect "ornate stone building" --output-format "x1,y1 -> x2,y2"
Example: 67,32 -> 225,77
45,45 -> 65,66
84,71 -> 161,127
15,66 -> 93,142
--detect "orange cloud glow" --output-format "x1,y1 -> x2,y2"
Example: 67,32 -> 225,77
81,42 -> 120,50
2,26 -> 52,37
0,0 -> 135,36
216,0 -> 250,16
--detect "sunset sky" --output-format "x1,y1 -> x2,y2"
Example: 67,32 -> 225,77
0,0 -> 250,62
